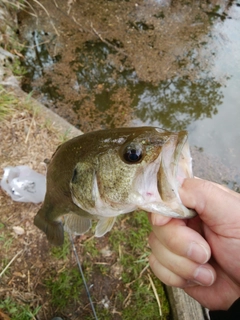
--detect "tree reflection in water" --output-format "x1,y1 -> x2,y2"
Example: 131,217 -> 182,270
132,76 -> 223,131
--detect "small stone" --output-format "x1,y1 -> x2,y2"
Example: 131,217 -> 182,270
12,226 -> 25,235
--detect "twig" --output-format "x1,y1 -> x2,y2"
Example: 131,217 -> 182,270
2,0 -> 37,18
90,23 -> 128,57
67,0 -> 76,15
32,0 -> 50,17
53,0 -> 59,8
148,273 -> 162,317
126,262 -> 149,287
24,0 -> 60,37
25,115 -> 35,144
50,20 -> 60,37
0,250 -> 23,278
83,235 -> 95,243
28,270 -> 31,291
23,0 -> 38,19
139,263 -> 149,278
123,288 -> 132,307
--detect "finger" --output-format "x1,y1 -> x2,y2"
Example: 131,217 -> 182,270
149,253 -> 188,288
150,219 -> 211,264
149,232 -> 215,286
149,252 -> 215,288
179,178 -> 240,234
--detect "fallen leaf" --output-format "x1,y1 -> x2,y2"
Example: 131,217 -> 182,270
0,309 -> 11,320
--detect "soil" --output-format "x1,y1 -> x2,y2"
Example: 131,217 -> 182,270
0,99 -> 59,317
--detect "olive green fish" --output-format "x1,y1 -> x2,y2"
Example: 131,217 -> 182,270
34,127 -> 195,245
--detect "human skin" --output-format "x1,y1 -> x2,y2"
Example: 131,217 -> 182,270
148,178 -> 240,310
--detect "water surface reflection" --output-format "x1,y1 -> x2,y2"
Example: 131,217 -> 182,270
132,76 -> 222,130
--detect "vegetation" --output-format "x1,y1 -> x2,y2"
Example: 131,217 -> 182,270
45,267 -> 83,309
43,212 -> 170,319
0,86 -> 18,119
0,298 -> 41,320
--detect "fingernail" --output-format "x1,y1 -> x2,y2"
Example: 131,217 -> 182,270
187,242 -> 209,264
193,266 -> 214,286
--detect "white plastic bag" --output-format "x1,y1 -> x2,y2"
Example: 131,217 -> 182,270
1,165 -> 46,203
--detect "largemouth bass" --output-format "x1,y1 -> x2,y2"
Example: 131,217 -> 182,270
34,127 -> 195,245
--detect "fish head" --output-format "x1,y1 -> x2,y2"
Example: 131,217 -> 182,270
70,127 -> 195,220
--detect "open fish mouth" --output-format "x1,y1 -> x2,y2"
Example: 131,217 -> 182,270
157,130 -> 196,218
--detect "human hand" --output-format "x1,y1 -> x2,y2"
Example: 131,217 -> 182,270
148,178 -> 240,310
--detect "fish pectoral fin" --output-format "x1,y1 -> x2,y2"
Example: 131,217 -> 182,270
95,217 -> 116,237
63,213 -> 92,235
34,208 -> 64,246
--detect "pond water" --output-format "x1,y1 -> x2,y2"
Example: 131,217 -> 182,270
18,0 -> 240,186
188,6 -> 240,169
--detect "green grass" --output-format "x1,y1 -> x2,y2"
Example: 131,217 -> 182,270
58,128 -> 72,143
45,267 -> 83,309
7,57 -> 27,77
45,234 -> 100,310
0,223 -> 14,251
0,85 -> 38,120
82,236 -> 99,259
47,234 -> 84,309
121,275 -> 169,319
50,232 -> 71,260
44,211 -> 170,318
0,298 -> 41,320
109,211 -> 169,318
0,86 -> 18,119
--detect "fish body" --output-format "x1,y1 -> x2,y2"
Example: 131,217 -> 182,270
34,127 -> 195,245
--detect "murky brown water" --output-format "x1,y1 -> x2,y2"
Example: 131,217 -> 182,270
18,0 -> 240,187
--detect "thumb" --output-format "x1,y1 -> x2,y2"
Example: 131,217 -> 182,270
179,178 -> 240,237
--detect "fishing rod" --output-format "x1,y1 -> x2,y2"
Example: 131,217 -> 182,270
69,233 -> 99,320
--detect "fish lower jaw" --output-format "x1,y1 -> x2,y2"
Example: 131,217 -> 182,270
154,137 -> 194,218
138,201 -> 194,218
176,142 -> 193,184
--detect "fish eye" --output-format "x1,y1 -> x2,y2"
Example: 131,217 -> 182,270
123,144 -> 142,163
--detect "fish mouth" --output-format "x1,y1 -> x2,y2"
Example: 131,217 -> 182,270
157,131 -> 196,218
